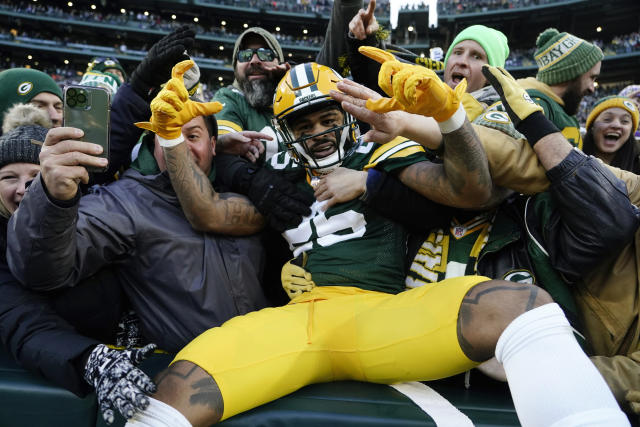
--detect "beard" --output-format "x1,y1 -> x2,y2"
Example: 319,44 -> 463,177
561,79 -> 585,116
239,66 -> 278,110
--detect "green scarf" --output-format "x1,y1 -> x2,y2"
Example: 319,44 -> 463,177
130,134 -> 216,183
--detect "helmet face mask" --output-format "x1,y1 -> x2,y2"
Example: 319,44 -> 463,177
273,63 -> 360,174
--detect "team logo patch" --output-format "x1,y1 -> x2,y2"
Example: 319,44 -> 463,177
483,111 -> 510,124
452,225 -> 465,238
104,59 -> 117,67
17,81 -> 33,95
503,269 -> 534,284
623,100 -> 637,112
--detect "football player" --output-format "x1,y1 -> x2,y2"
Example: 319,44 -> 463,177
126,61 -> 627,427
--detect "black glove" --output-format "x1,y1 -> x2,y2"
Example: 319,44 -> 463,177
233,164 -> 315,232
130,25 -> 195,101
84,344 -> 157,425
115,310 -> 142,348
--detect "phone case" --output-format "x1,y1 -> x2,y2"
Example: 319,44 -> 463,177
63,85 -> 111,173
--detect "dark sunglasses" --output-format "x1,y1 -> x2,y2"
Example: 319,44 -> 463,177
237,47 -> 276,63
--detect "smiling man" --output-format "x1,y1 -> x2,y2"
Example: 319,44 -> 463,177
212,27 -> 290,160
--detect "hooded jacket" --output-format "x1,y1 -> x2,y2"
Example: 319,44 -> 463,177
7,149 -> 269,353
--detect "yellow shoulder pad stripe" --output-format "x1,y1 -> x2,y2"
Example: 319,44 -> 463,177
217,120 -> 243,135
364,137 -> 424,170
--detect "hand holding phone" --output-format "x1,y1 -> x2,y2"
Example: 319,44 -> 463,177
39,127 -> 108,201
63,85 -> 110,173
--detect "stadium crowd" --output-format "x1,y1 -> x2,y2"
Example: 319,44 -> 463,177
0,0 -> 639,426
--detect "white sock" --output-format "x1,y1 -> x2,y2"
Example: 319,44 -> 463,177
495,303 -> 629,427
125,397 -> 192,427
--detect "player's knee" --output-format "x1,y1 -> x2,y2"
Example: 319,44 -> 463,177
457,280 -> 553,361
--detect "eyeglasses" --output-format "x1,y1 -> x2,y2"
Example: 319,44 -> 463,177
237,48 -> 276,63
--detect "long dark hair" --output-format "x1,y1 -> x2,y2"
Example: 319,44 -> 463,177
583,125 -> 640,174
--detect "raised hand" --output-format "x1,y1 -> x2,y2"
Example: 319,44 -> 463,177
359,46 -> 467,125
39,127 -> 108,200
135,60 -> 223,141
349,0 -> 379,40
130,25 -> 196,100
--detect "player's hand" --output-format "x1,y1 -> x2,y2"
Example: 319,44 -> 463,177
481,65 -> 542,127
349,0 -> 379,40
39,127 -> 108,200
626,389 -> 640,414
217,131 -> 268,163
83,344 -> 157,425
315,167 -> 368,210
359,46 -> 467,124
281,253 -> 315,299
135,60 -> 223,141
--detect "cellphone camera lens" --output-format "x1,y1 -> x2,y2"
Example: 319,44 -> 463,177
67,98 -> 77,107
77,93 -> 87,105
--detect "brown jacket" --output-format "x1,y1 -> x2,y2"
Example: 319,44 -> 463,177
478,124 -> 640,411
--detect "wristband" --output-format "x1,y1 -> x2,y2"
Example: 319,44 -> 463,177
157,134 -> 184,148
438,104 -> 467,134
516,111 -> 560,148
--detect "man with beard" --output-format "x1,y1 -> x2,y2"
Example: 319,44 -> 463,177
516,28 -> 602,149
212,27 -> 290,162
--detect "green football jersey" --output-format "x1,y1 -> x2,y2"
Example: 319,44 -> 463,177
406,212 -> 493,287
213,85 -> 284,160
268,138 -> 428,294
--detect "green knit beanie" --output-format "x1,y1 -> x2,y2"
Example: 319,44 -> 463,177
444,25 -> 510,68
534,28 -> 603,85
86,57 -> 127,82
0,68 -> 62,123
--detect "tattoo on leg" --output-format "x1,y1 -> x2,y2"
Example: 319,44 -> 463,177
457,302 -> 475,358
190,377 -> 224,413
461,285 -> 528,305
155,364 -> 199,387
525,286 -> 538,311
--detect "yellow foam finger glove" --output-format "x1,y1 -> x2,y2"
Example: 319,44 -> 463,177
135,60 -> 223,142
359,46 -> 409,114
359,46 -> 467,132
281,253 -> 315,300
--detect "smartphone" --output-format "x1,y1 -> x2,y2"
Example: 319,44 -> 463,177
63,85 -> 110,173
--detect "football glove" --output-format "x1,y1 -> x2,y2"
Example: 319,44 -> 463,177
130,25 -> 195,101
84,344 -> 157,425
281,253 -> 315,299
135,60 -> 222,141
481,65 -> 559,146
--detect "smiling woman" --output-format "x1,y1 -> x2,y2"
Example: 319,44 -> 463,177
583,95 -> 640,173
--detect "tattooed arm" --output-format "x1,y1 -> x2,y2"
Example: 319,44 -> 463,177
397,118 -> 493,209
163,142 -> 265,235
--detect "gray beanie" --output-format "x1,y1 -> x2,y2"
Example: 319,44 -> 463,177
0,104 -> 50,169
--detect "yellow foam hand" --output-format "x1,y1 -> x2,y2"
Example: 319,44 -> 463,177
135,60 -> 223,140
359,46 -> 466,122
405,69 -> 467,122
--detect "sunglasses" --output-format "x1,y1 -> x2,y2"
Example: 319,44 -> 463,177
237,48 -> 276,63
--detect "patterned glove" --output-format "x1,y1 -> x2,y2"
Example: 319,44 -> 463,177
135,60 -> 223,142
359,46 -> 467,132
130,25 -> 195,100
281,253 -> 315,299
481,65 -> 559,146
84,344 -> 157,425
